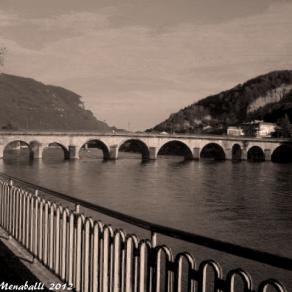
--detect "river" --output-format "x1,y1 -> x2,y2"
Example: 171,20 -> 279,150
1,148 -> 292,288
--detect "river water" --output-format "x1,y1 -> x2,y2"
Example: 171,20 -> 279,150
0,148 -> 292,288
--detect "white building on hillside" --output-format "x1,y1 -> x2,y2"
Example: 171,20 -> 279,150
228,122 -> 276,137
257,122 -> 276,137
227,127 -> 244,136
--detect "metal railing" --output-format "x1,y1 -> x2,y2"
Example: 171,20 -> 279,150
0,174 -> 291,292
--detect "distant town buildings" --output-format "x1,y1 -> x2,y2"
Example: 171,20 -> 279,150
227,127 -> 244,136
228,121 -> 277,138
257,122 -> 277,137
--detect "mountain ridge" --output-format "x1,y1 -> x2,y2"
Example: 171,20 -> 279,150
148,70 -> 292,134
0,73 -> 112,131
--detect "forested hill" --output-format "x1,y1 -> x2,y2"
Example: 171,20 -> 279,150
0,73 -> 111,131
149,70 -> 292,134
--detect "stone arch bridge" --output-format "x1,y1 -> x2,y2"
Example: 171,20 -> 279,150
0,131 -> 291,162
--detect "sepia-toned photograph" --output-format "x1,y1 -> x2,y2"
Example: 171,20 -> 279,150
0,0 -> 291,291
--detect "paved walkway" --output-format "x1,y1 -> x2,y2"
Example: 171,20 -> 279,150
0,225 -> 63,290
0,240 -> 49,290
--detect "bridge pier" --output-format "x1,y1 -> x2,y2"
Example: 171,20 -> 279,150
149,147 -> 158,160
109,145 -> 119,160
241,149 -> 248,160
193,147 -> 200,160
31,143 -> 44,159
225,148 -> 232,160
0,145 -> 4,159
69,145 -> 79,160
264,149 -> 271,161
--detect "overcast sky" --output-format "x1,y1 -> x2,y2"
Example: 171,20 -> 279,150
1,0 -> 292,130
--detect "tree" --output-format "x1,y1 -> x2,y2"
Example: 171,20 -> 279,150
242,122 -> 259,137
1,122 -> 18,130
276,114 -> 292,138
0,47 -> 7,72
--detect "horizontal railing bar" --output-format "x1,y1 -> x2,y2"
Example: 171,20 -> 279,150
1,172 -> 292,272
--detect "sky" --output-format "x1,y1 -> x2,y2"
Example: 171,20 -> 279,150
0,0 -> 292,130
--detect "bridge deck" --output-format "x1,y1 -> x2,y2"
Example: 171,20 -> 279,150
0,130 -> 290,143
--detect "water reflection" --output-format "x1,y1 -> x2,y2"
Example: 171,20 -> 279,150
0,150 -> 291,259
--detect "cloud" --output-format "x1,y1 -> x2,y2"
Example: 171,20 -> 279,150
0,0 -> 277,26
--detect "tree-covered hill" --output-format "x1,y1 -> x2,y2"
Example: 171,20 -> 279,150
149,70 -> 292,134
0,73 -> 111,131
249,89 -> 292,123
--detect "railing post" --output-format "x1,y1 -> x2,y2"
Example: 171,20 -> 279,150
75,216 -> 82,292
92,223 -> 101,292
150,231 -> 157,292
49,204 -> 55,270
75,204 -> 80,213
7,180 -> 13,234
29,196 -> 34,253
15,189 -> 20,241
7,183 -> 12,237
38,199 -> 44,261
68,213 -> 75,286
83,220 -> 91,292
54,207 -> 61,274
151,232 -> 157,247
102,226 -> 114,292
43,202 -> 49,265
34,197 -> 39,257
61,209 -> 68,281
21,192 -> 27,245
25,194 -> 31,248
8,186 -> 15,240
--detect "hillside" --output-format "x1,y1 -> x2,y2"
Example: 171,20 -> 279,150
0,73 -> 111,131
149,70 -> 292,134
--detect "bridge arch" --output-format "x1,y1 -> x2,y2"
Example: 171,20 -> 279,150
232,143 -> 242,161
79,139 -> 110,160
200,143 -> 225,160
43,142 -> 70,160
247,146 -> 265,162
157,140 -> 193,160
3,140 -> 33,160
118,139 -> 150,161
271,144 -> 292,163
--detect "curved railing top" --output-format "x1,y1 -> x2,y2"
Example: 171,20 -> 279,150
0,172 -> 291,272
